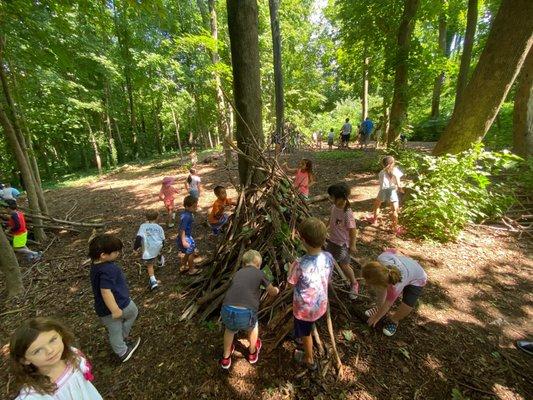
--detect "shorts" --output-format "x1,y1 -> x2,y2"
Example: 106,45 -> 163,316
294,316 -> 321,338
189,189 -> 199,199
221,305 -> 258,332
163,198 -> 175,211
142,255 -> 161,265
209,214 -> 229,235
402,285 -> 423,307
327,138 -> 334,146
13,232 -> 28,248
378,188 -> 399,203
341,134 -> 350,143
363,133 -> 371,144
326,240 -> 350,265
177,235 -> 196,255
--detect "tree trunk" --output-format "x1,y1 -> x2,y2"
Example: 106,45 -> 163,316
104,82 -> 121,164
269,0 -> 285,156
513,49 -> 533,157
362,54 -> 369,121
0,104 -> 46,241
153,101 -> 163,155
84,118 -> 103,175
227,0 -> 264,185
431,12 -> 447,118
434,0 -> 533,155
170,106 -> 184,162
454,0 -> 478,109
387,0 -> 420,145
0,228 -> 23,298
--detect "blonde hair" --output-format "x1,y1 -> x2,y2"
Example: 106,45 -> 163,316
242,250 -> 262,266
362,261 -> 402,287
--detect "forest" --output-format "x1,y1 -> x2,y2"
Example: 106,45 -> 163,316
0,0 -> 532,399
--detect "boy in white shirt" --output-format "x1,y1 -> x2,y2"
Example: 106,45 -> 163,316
134,210 -> 165,290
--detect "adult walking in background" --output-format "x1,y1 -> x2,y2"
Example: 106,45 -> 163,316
340,118 -> 352,149
361,117 -> 374,150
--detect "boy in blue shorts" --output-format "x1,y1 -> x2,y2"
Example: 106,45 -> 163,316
177,195 -> 199,275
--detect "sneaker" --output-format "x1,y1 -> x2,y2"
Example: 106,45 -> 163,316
516,340 -> 533,356
149,279 -> 158,291
247,338 -> 262,364
383,320 -> 398,337
364,307 -> 378,318
293,349 -> 318,371
158,255 -> 165,268
349,281 -> 360,300
219,344 -> 235,370
120,337 -> 141,362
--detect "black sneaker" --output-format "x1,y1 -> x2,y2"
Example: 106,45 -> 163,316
516,340 -> 533,356
120,337 -> 141,362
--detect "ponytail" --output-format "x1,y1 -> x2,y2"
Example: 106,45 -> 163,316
387,267 -> 402,285
363,262 -> 403,287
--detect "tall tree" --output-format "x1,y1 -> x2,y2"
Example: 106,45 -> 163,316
513,49 -> 533,157
269,0 -> 285,153
430,10 -> 447,118
0,228 -> 23,298
433,0 -> 533,155
454,0 -> 478,109
386,0 -> 420,145
362,53 -> 369,121
226,0 -> 263,185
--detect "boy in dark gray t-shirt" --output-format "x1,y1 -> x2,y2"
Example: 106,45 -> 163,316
219,250 -> 279,370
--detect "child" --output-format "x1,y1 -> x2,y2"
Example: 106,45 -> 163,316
327,128 -> 334,150
177,195 -> 200,275
326,183 -> 359,299
89,234 -> 140,362
0,183 -> 21,201
208,186 -> 236,236
288,217 -> 334,371
158,177 -> 180,227
363,249 -> 427,336
219,250 -> 280,369
4,199 -> 42,262
184,168 -> 202,200
9,317 -> 103,400
134,210 -> 165,291
284,159 -> 315,200
368,156 -> 405,235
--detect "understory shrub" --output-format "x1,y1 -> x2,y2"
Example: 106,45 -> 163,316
396,144 -> 521,242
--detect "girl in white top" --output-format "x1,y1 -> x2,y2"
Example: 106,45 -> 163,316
8,317 -> 102,400
184,168 -> 202,200
368,155 -> 405,235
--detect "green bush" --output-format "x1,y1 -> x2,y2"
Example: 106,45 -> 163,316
410,116 -> 449,142
398,144 -> 520,242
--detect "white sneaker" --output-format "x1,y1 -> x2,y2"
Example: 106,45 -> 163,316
158,255 -> 165,268
365,307 -> 378,317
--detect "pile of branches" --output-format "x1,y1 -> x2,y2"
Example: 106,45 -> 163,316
180,141 -> 348,376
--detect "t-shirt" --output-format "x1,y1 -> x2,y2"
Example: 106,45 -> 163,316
328,131 -> 334,140
0,187 -> 20,200
136,222 -> 165,260
159,185 -> 179,201
90,262 -> 131,317
378,167 -> 403,191
341,122 -> 352,136
288,251 -> 334,322
208,198 -> 232,224
179,210 -> 194,237
223,266 -> 271,312
15,348 -> 102,400
293,169 -> 310,196
362,119 -> 374,135
377,252 -> 427,303
188,175 -> 201,191
328,205 -> 356,247
9,210 -> 27,235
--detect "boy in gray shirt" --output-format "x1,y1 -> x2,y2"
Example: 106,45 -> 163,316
219,250 -> 279,369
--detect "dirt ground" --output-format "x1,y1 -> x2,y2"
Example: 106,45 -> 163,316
1,143 -> 532,400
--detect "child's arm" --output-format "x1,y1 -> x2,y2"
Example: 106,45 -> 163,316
184,180 -> 189,191
133,236 -> 143,252
283,162 -> 297,173
367,298 -> 394,327
266,283 -> 280,297
158,189 -> 165,201
308,173 -> 316,187
349,227 -> 357,254
180,229 -> 189,248
101,289 -> 123,319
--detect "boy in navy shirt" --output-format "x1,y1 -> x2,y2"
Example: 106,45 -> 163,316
89,234 -> 140,362
177,195 -> 199,275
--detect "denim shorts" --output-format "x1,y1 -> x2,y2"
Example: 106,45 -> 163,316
326,240 -> 351,265
189,189 -> 199,199
177,235 -> 196,255
221,305 -> 258,333
378,188 -> 399,203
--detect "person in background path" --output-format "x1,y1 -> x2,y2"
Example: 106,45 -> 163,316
340,118 -> 352,149
284,159 -> 316,201
4,199 -> 42,262
134,210 -> 165,291
363,249 -> 427,336
89,234 -> 141,363
361,117 -> 374,150
0,183 -> 21,201
218,250 -> 280,370
208,186 -> 236,236
177,195 -> 200,275
8,317 -> 103,400
317,131 -> 323,149
374,116 -> 384,149
184,168 -> 202,200
327,128 -> 335,150
159,176 -> 180,227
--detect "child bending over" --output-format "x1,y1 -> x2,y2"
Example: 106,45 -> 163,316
208,186 -> 236,236
363,249 -> 427,336
4,199 -> 42,262
134,210 -> 165,291
159,176 -> 180,227
177,195 -> 200,275
289,217 -> 334,371
284,158 -> 315,200
219,250 -> 279,369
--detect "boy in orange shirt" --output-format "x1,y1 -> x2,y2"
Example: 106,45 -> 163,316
208,186 -> 236,236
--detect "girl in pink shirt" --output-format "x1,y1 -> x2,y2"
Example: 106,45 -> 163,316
159,176 -> 180,227
284,158 -> 315,200
362,249 -> 427,336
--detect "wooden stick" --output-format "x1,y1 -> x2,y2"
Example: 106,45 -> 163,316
326,304 -> 343,376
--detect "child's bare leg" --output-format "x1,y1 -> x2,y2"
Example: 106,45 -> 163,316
372,198 -> 382,220
147,263 -> 155,278
340,263 -> 356,286
187,253 -> 198,273
248,324 -> 259,353
302,334 -> 314,364
391,202 -> 399,231
181,254 -> 190,270
223,328 -> 236,358
389,303 -> 413,325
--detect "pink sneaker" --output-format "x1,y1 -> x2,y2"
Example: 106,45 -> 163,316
247,338 -> 262,364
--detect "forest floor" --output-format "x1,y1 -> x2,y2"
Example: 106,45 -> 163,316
1,143 -> 532,400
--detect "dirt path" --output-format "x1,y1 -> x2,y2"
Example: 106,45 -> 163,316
1,146 -> 531,400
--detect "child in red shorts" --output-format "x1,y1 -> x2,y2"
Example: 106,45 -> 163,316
159,176 -> 179,227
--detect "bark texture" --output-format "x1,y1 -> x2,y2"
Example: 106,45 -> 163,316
513,49 -> 533,157
0,228 -> 23,298
269,0 -> 285,150
454,0 -> 478,109
431,13 -> 447,118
